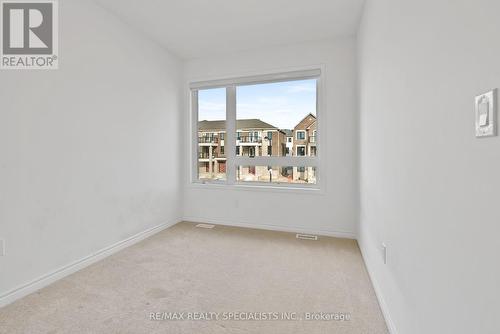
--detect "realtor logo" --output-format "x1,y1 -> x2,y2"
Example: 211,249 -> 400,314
1,0 -> 58,69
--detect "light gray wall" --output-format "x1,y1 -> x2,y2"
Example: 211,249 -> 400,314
358,1 -> 500,333
182,38 -> 359,237
0,0 -> 182,298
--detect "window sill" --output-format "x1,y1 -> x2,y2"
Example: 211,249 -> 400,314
188,181 -> 325,195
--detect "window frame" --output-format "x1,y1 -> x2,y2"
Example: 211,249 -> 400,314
190,68 -> 323,191
296,130 -> 306,140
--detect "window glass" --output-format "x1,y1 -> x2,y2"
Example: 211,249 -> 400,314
236,166 -> 317,184
197,88 -> 226,181
236,79 -> 316,157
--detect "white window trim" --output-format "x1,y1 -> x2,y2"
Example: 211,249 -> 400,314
189,67 -> 325,191
296,130 -> 306,140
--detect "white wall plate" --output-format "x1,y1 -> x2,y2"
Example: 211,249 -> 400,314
475,89 -> 497,137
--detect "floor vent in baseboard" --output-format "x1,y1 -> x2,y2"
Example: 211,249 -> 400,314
296,234 -> 318,241
196,223 -> 215,229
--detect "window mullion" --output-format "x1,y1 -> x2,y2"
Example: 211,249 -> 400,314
234,156 -> 318,167
225,86 -> 237,185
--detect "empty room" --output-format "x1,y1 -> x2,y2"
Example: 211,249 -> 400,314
1,0 -> 499,333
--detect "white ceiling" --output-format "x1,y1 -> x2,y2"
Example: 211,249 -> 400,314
93,0 -> 366,59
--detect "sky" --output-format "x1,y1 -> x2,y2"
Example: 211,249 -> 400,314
198,79 -> 316,129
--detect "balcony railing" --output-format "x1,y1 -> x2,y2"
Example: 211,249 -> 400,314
237,135 -> 262,143
198,136 -> 219,144
198,152 -> 226,159
309,136 -> 316,143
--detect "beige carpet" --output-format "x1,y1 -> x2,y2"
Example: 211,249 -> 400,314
0,222 -> 388,334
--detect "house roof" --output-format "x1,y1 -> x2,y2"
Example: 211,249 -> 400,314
282,129 -> 293,137
306,120 -> 317,130
198,119 -> 278,131
198,120 -> 225,131
293,113 -> 316,130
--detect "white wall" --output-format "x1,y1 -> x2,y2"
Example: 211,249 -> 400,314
182,38 -> 359,237
358,1 -> 500,333
0,0 -> 182,301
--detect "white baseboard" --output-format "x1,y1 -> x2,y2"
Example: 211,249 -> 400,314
358,239 -> 398,334
0,219 -> 179,308
182,216 -> 357,239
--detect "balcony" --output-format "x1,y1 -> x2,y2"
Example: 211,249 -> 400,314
198,136 -> 219,144
309,136 -> 316,143
198,152 -> 226,160
237,135 -> 262,144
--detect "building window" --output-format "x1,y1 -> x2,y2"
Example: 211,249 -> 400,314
191,69 -> 320,187
310,130 -> 316,143
296,146 -> 306,156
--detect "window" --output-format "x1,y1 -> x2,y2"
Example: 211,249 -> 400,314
296,146 -> 306,156
191,69 -> 320,187
310,130 -> 316,143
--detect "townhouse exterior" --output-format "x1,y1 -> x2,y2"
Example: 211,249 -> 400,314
291,113 -> 317,182
198,119 -> 286,180
292,113 -> 316,157
283,129 -> 294,156
198,120 -> 227,179
198,114 -> 316,183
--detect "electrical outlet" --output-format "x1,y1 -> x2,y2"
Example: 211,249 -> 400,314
0,239 -> 4,256
381,242 -> 387,264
